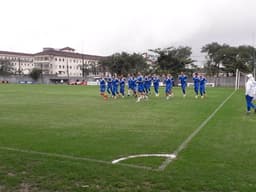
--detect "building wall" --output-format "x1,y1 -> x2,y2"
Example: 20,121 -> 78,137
0,47 -> 103,77
0,53 -> 34,75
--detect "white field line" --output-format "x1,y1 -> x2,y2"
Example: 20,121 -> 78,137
158,90 -> 236,171
0,146 -> 155,171
112,154 -> 176,164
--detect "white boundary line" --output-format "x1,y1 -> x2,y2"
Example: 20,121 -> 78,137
0,146 -> 155,171
112,154 -> 176,164
158,90 -> 236,171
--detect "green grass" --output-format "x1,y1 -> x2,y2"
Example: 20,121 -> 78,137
0,84 -> 256,191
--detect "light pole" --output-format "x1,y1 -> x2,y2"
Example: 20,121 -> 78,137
66,57 -> 70,84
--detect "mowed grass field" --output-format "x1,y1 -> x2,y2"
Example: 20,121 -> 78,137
0,84 -> 256,192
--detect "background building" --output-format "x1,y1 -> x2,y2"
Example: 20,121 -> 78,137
0,51 -> 34,75
0,47 -> 105,82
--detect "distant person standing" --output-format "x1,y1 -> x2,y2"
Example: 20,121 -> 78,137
199,74 -> 207,99
179,72 -> 187,97
193,73 -> 200,99
245,74 -> 256,114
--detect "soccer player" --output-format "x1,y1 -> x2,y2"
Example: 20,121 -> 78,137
127,74 -> 133,96
112,75 -> 119,99
99,76 -> 108,100
136,72 -> 147,102
193,72 -> 200,99
245,74 -> 256,114
164,74 -> 173,100
131,74 -> 137,97
144,75 -> 151,95
106,75 -> 113,95
119,75 -> 126,98
152,74 -> 160,96
199,73 -> 207,99
179,71 -> 187,97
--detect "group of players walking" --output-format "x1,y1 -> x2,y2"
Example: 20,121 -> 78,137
99,72 -> 207,102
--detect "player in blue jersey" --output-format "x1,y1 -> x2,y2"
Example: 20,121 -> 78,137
112,75 -> 119,99
99,76 -> 108,100
144,75 -> 151,95
131,74 -> 137,97
152,74 -> 160,96
106,75 -> 113,95
199,73 -> 207,99
193,72 -> 200,99
127,74 -> 133,96
119,75 -> 126,98
164,74 -> 174,100
136,72 -> 147,102
179,71 -> 187,98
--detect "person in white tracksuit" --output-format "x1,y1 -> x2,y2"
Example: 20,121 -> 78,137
245,74 -> 256,114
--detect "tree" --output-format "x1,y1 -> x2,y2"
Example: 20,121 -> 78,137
202,42 -> 255,76
201,42 -> 230,77
149,46 -> 193,76
29,68 -> 42,81
0,59 -> 13,75
100,52 -> 147,75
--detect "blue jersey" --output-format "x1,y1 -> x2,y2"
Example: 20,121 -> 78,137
128,77 -> 133,89
131,77 -> 137,90
164,77 -> 173,88
99,78 -> 106,92
199,77 -> 207,87
137,75 -> 144,92
120,78 -> 125,88
193,76 -> 200,88
144,77 -> 151,89
112,78 -> 119,87
107,77 -> 112,87
153,77 -> 160,86
179,75 -> 187,86
164,77 -> 173,93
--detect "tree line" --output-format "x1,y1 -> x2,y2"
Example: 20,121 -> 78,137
100,42 -> 256,77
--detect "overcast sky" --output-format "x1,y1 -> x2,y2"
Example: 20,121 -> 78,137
1,0 -> 256,62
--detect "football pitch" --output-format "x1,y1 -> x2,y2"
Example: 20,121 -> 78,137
0,84 -> 256,192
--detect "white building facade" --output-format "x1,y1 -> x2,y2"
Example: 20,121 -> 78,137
0,51 -> 34,75
0,47 -> 105,78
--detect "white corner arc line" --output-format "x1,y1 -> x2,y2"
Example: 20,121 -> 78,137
158,90 -> 236,171
112,154 -> 176,164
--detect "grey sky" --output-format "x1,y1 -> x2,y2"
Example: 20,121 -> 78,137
1,0 -> 256,61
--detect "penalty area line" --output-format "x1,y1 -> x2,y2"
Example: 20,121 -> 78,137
0,146 -> 155,171
158,90 -> 236,171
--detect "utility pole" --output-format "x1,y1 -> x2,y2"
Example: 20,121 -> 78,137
40,63 -> 43,84
82,54 -> 85,79
66,58 -> 70,84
